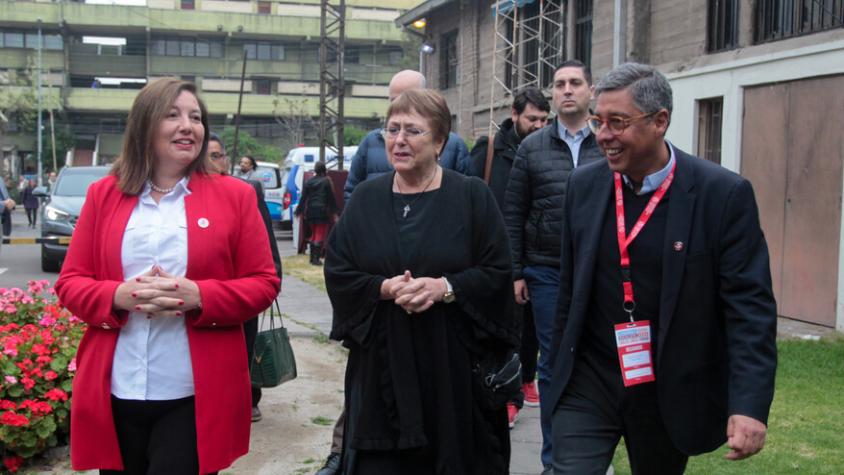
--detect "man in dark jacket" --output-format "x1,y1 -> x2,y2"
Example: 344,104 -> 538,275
502,60 -> 604,473
207,133 -> 282,423
469,87 -> 549,428
549,62 -> 776,474
342,70 -> 470,203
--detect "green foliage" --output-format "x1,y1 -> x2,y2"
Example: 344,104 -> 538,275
0,281 -> 84,474
218,127 -> 281,163
343,125 -> 369,146
611,338 -> 844,474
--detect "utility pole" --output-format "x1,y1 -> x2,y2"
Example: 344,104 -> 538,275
49,109 -> 57,172
36,18 -> 43,185
232,49 -> 248,173
318,0 -> 345,169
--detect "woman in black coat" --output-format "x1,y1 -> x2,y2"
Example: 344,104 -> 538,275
295,160 -> 337,265
22,179 -> 39,228
324,89 -> 519,474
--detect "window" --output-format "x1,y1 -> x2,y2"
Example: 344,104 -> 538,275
254,79 -> 273,95
44,34 -> 63,50
151,39 -> 166,56
388,50 -> 403,65
166,39 -> 180,56
244,42 -> 284,60
345,47 -> 360,64
257,43 -> 271,60
271,44 -> 285,61
708,0 -> 739,51
756,0 -> 844,43
258,1 -> 271,14
244,43 -> 257,60
180,40 -> 195,57
697,97 -> 723,164
181,0 -> 195,10
439,30 -> 458,90
574,0 -> 593,68
3,32 -> 24,48
25,33 -> 40,49
209,42 -> 224,58
196,41 -> 210,57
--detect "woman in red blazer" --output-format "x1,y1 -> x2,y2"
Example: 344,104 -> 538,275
55,79 -> 280,475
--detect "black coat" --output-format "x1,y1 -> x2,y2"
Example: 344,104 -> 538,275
547,146 -> 778,455
503,119 -> 603,279
468,118 -> 520,210
295,175 -> 337,224
241,178 -> 282,279
325,169 -> 518,474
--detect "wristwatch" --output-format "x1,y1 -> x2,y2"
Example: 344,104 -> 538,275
442,277 -> 456,303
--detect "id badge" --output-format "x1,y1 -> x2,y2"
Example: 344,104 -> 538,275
614,320 -> 655,387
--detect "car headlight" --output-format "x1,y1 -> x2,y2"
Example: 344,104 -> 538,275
45,205 -> 70,222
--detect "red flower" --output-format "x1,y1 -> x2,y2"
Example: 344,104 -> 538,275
0,400 -> 16,410
44,389 -> 68,402
20,377 -> 35,391
3,455 -> 24,473
0,411 -> 30,427
44,370 -> 58,381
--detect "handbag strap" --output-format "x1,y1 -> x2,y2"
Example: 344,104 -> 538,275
483,135 -> 495,184
264,298 -> 284,329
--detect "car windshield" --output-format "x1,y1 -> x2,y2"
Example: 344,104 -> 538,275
55,171 -> 107,197
255,165 -> 280,189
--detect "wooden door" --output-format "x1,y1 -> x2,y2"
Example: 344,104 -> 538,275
741,75 -> 844,327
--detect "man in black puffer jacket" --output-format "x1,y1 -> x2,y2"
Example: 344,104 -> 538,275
502,60 -> 604,474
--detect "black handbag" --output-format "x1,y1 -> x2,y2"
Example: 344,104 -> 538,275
250,300 -> 298,388
472,350 -> 522,411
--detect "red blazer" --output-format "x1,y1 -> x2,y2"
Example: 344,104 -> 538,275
55,173 -> 281,473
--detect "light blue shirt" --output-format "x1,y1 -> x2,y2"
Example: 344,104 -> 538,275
623,142 -> 676,195
557,122 -> 592,167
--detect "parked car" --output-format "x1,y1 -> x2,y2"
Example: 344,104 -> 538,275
36,166 -> 110,272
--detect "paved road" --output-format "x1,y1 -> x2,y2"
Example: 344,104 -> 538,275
0,209 -> 50,288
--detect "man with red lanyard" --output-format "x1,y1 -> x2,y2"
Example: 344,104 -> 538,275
546,62 -> 777,474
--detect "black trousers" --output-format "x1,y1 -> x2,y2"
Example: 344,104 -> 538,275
243,316 -> 262,406
101,396 -> 218,475
520,303 -> 539,383
551,364 -> 688,475
25,207 -> 37,226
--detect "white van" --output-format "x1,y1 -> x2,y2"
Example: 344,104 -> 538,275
283,146 -> 358,172
253,161 -> 283,222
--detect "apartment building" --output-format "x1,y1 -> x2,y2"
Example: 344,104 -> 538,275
0,0 -> 418,170
398,0 -> 844,330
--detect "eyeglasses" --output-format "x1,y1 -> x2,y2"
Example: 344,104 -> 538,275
587,111 -> 658,135
209,152 -> 226,161
381,126 -> 431,140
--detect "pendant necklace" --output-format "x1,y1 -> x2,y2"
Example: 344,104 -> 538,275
149,180 -> 176,194
395,168 -> 438,218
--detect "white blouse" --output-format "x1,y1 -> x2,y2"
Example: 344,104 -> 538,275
111,178 -> 195,401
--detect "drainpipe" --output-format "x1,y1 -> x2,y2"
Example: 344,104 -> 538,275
613,0 -> 627,67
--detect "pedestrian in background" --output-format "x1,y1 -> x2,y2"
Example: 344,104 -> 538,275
22,179 -> 40,228
325,89 -> 519,474
55,78 -> 280,475
206,132 -> 282,422
235,155 -> 258,181
294,160 -> 337,265
0,177 -> 15,237
469,86 -> 550,429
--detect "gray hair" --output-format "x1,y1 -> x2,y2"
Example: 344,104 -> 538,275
595,63 -> 673,119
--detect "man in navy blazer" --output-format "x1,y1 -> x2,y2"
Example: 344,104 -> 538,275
547,63 -> 777,474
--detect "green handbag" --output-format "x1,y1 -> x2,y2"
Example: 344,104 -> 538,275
250,300 -> 298,388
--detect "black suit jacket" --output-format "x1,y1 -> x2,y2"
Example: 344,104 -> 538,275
547,146 -> 777,455
242,178 -> 282,280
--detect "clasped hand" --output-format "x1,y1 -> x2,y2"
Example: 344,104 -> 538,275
380,271 -> 447,314
113,265 -> 201,318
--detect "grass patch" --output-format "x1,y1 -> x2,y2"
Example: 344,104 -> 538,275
311,416 -> 335,426
282,254 -> 326,291
611,338 -> 844,474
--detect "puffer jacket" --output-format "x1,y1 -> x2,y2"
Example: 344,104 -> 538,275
503,119 -> 604,279
343,128 -> 471,202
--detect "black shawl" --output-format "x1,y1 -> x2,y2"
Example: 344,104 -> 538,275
325,169 -> 518,474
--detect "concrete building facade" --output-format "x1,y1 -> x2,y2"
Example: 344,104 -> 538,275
0,0 -> 419,172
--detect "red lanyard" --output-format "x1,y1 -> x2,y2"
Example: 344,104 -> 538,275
614,161 -> 676,321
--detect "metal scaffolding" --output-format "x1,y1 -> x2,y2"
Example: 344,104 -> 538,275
319,0 -> 346,169
487,0 -> 566,136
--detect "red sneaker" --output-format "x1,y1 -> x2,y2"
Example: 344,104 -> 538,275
507,402 -> 519,429
522,381 -> 540,407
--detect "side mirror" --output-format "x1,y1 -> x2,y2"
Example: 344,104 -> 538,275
32,186 -> 49,197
